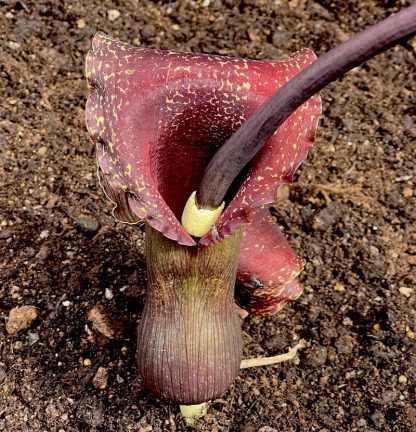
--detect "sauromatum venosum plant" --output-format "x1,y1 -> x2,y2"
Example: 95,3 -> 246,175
85,5 -> 416,423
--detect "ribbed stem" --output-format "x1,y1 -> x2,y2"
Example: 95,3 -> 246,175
137,224 -> 243,404
197,5 -> 416,208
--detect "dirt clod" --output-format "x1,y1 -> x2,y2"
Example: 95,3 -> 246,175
6,306 -> 38,335
87,305 -> 124,339
335,334 -> 356,355
306,345 -> 328,367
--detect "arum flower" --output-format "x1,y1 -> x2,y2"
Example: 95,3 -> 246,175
85,4 -> 416,410
86,33 -> 320,247
86,32 -> 320,404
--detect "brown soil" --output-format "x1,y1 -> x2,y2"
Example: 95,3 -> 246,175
1,1 -> 415,431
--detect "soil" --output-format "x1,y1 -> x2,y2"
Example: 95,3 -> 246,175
1,0 -> 415,431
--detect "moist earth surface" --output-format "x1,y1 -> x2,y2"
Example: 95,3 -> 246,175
0,1 -> 415,431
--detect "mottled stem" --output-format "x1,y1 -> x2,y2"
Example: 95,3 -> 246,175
197,5 -> 416,209
137,224 -> 243,404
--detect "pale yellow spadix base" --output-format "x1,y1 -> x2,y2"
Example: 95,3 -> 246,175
180,403 -> 208,427
181,191 -> 224,237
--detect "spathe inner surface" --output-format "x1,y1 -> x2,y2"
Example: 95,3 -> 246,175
150,87 -> 252,219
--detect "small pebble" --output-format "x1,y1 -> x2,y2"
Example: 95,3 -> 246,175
335,334 -> 356,355
46,194 -> 59,209
37,146 -> 48,156
371,410 -> 385,428
39,229 -> 49,239
335,282 -> 345,293
275,184 -> 290,201
62,300 -> 71,307
76,18 -> 86,29
83,358 -> 92,366
77,217 -> 99,234
171,24 -> 180,31
28,331 -> 39,345
248,31 -> 260,42
357,418 -> 367,427
35,245 -> 49,260
138,426 -> 153,432
0,228 -> 13,239
399,287 -> 413,298
8,41 -> 21,50
104,288 -> 114,300
394,174 -> 412,182
6,306 -> 38,335
288,0 -> 301,8
381,389 -> 397,404
258,427 -> 278,432
107,9 -> 120,21
342,317 -> 353,326
398,375 -> 407,384
116,374 -> 124,384
402,186 -> 413,198
93,367 -> 108,389
307,345 -> 327,367
12,341 -> 24,351
320,375 -> 330,385
202,0 -> 210,7
25,247 -> 36,258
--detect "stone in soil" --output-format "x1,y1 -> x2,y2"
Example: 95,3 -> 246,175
93,367 -> 109,389
77,217 -> 100,234
107,9 -> 120,21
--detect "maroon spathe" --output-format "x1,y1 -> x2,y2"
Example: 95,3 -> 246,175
86,32 -> 322,315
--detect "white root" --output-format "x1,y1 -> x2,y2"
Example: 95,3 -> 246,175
240,339 -> 306,369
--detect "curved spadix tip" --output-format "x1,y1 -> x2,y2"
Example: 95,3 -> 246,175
181,191 -> 224,238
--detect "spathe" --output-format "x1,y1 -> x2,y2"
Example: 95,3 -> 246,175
86,32 -> 321,247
